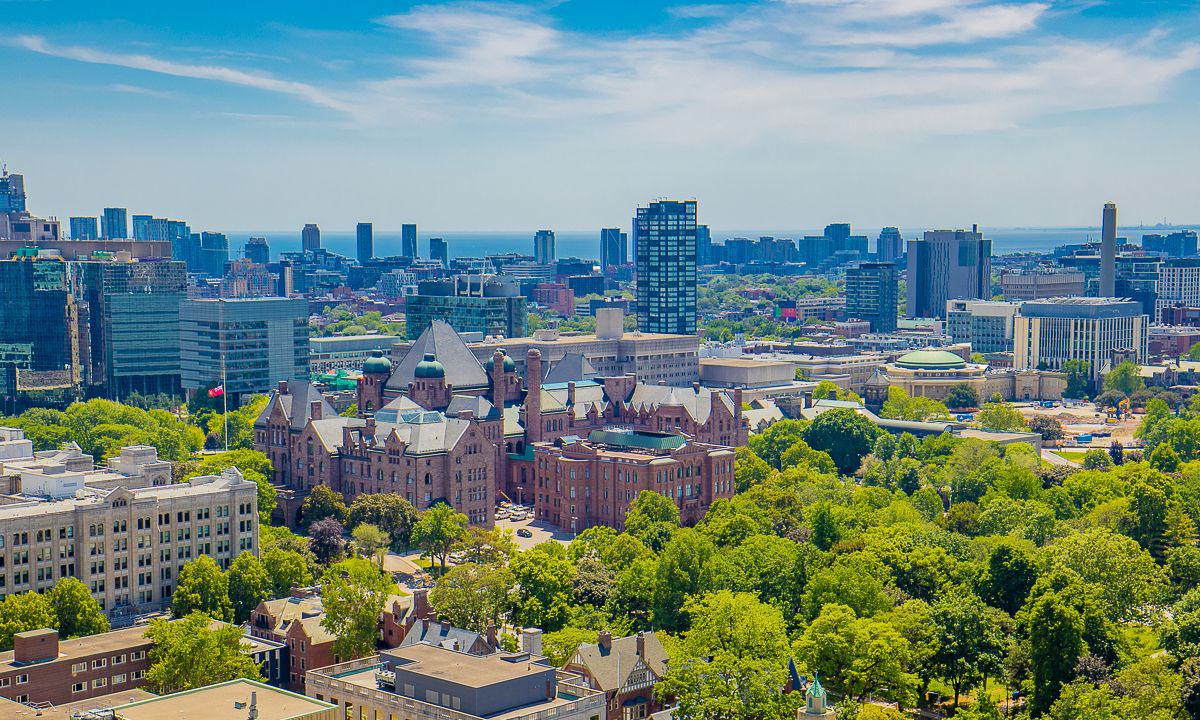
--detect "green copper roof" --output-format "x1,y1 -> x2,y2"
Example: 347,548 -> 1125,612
414,352 -> 445,379
587,429 -> 686,451
362,349 -> 393,374
895,349 -> 967,370
807,673 -> 825,698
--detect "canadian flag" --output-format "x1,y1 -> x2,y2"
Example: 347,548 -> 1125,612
208,384 -> 225,398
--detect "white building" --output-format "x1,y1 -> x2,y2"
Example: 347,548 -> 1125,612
1014,297 -> 1148,381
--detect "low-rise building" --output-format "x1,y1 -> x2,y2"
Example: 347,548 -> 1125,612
306,643 -> 604,720
530,429 -> 735,532
945,300 -> 1020,353
112,678 -> 337,720
861,349 -> 1065,405
562,630 -> 669,720
0,627 -> 152,707
308,334 -> 396,375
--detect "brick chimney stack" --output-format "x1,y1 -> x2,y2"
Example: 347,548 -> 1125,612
310,400 -> 322,421
598,630 -> 612,652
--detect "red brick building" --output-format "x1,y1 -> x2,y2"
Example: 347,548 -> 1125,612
0,627 -> 151,707
530,283 -> 576,317
530,429 -> 735,531
563,631 -> 670,720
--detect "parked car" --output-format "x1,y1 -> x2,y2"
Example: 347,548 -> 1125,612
517,528 -> 533,538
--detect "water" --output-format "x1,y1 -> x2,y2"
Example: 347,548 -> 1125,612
232,225 -> 1200,262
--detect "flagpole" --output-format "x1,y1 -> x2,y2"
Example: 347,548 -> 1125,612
221,299 -> 229,453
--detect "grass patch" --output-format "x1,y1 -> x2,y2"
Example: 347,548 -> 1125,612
1052,450 -> 1089,462
1121,624 -> 1161,661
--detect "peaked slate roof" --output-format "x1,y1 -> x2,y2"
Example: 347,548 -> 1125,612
625,384 -> 733,425
543,381 -> 608,420
388,320 -> 488,391
307,413 -> 474,456
399,619 -> 492,654
445,394 -> 502,421
543,353 -> 598,384
258,381 -> 337,431
570,632 -> 669,692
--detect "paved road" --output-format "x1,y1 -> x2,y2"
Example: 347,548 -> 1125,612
494,516 -> 573,550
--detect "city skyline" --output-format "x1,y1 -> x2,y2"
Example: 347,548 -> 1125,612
3,1 -> 1199,229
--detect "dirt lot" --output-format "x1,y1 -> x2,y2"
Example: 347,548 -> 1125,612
1015,400 -> 1142,450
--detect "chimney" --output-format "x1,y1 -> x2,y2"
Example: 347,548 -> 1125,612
487,622 -> 498,649
365,416 -> 376,439
277,380 -> 289,395
598,630 -> 612,652
733,388 -> 743,415
310,400 -> 323,421
636,631 -> 645,658
248,691 -> 258,720
414,588 -> 431,618
441,619 -> 451,633
692,382 -> 701,394
567,381 -> 576,407
521,627 -> 543,656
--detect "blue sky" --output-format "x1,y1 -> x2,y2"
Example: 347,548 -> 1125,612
2,0 -> 1199,231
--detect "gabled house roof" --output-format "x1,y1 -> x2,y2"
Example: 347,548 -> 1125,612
625,384 -> 733,425
544,353 -> 598,384
257,381 -> 336,431
568,632 -> 669,692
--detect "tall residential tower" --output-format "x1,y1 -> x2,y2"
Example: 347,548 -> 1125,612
635,200 -> 698,334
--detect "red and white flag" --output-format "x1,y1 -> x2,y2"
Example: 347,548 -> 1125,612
208,384 -> 225,398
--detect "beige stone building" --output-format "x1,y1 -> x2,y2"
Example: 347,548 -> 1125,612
863,349 -> 1065,405
0,467 -> 258,620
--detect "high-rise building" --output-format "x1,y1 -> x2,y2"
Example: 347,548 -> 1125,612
245,236 -> 271,264
1014,297 -> 1146,381
79,258 -> 187,398
197,231 -> 230,277
1156,258 -> 1200,323
697,225 -> 712,265
131,214 -> 152,241
301,223 -> 321,252
534,229 -> 556,265
844,261 -> 898,332
0,255 -> 82,393
877,227 -> 903,262
402,223 -> 418,258
69,216 -> 98,240
429,236 -> 448,267
635,200 -> 698,334
0,169 -> 25,214
147,217 -> 169,242
905,226 -> 992,318
1000,269 -> 1086,300
179,297 -> 309,402
600,228 -> 627,271
405,276 -> 528,340
102,207 -> 128,239
356,222 -> 374,264
1100,202 -> 1117,297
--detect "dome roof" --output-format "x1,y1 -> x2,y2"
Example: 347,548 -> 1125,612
362,349 -> 393,374
414,353 -> 446,379
895,349 -> 967,370
500,349 -> 515,372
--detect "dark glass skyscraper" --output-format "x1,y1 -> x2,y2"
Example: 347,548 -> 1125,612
70,216 -> 99,240
302,223 -> 321,252
245,237 -> 271,264
877,227 -> 904,262
356,222 -> 374,264
845,261 -> 899,332
102,207 -> 128,239
534,230 -> 556,265
0,170 -> 25,214
402,224 -> 418,258
429,237 -> 448,267
600,228 -> 626,271
697,225 -> 712,265
905,227 -> 991,318
635,200 -> 697,334
132,214 -> 152,241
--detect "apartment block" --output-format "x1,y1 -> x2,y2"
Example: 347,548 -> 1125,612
0,627 -> 151,707
946,299 -> 1020,353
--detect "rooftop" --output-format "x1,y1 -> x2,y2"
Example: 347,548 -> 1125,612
0,625 -> 151,671
894,349 -> 967,370
383,644 -> 554,687
0,689 -> 156,720
112,679 -> 334,720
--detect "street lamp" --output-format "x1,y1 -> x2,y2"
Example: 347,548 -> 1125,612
516,485 -> 524,507
570,516 -> 577,539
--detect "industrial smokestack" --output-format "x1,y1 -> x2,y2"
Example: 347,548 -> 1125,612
1100,202 -> 1117,297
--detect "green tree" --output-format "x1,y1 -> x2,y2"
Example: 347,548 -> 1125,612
795,603 -> 917,705
928,590 -> 1006,707
1048,526 -> 1167,622
945,384 -> 981,410
978,543 -> 1039,616
541,627 -> 599,666
653,529 -> 719,631
1061,360 -> 1091,399
1149,443 -> 1181,474
351,523 -> 390,569
320,558 -> 396,660
1103,361 -> 1144,396
299,485 -> 347,529
47,577 -> 109,639
411,503 -> 469,573
1083,448 -> 1113,470
510,543 -> 576,631
975,401 -> 1028,432
261,546 -> 315,597
748,419 -> 809,470
881,386 -> 951,422
1029,415 -> 1065,441
144,612 -> 263,694
227,552 -> 271,623
430,562 -> 514,633
803,408 -> 879,475
625,490 -> 681,537
1136,398 -> 1173,451
172,555 -> 233,622
346,493 -> 419,551
733,446 -> 773,492
0,592 -> 56,650
1027,591 -> 1085,716
657,591 -> 796,720
1160,587 -> 1200,664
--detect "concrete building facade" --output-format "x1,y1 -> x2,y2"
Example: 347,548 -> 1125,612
1013,297 -> 1148,381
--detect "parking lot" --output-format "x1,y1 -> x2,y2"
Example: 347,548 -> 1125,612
494,509 -> 572,550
